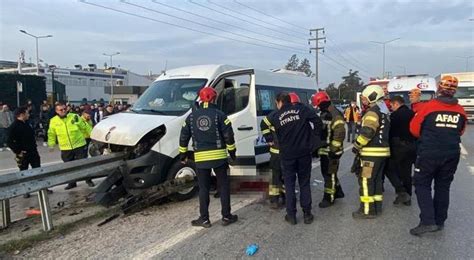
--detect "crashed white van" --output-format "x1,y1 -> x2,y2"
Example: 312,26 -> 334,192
90,65 -> 316,205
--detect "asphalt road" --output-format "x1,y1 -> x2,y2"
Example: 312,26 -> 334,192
9,126 -> 474,258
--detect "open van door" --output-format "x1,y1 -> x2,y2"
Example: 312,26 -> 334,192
210,69 -> 258,176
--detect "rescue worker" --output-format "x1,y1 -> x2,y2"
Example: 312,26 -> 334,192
48,103 -> 94,189
259,93 -> 303,209
179,87 -> 238,228
387,96 -> 415,206
409,75 -> 467,236
343,101 -> 361,143
267,92 -> 322,225
352,85 -> 390,219
312,91 -> 346,208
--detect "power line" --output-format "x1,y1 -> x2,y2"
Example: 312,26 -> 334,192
232,0 -> 309,34
79,0 -> 306,54
308,28 -> 325,86
322,52 -> 369,79
189,0 -> 305,41
325,34 -> 371,73
151,0 -> 305,47
324,44 -> 371,75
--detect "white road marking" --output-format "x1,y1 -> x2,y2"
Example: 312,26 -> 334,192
460,143 -> 468,155
0,160 -> 62,175
132,197 -> 257,259
469,166 -> 474,176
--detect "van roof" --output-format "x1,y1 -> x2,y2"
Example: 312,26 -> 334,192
388,76 -> 437,92
156,64 -> 317,90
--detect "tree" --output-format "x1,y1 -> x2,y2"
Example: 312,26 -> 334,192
284,54 -> 314,77
336,69 -> 365,101
285,54 -> 299,71
325,83 -> 338,99
297,58 -> 314,77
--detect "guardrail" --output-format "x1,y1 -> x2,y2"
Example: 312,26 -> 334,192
0,152 -> 126,231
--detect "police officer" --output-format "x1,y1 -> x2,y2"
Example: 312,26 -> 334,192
409,75 -> 467,236
352,85 -> 390,219
267,92 -> 322,225
179,87 -> 238,228
311,91 -> 346,208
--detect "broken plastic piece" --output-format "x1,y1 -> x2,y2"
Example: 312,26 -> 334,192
25,209 -> 41,217
246,244 -> 259,256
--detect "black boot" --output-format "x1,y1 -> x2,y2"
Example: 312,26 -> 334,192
318,193 -> 334,208
335,185 -> 345,199
278,193 -> 286,208
269,196 -> 279,209
409,224 -> 439,236
352,209 -> 377,219
285,214 -> 297,225
303,211 -> 314,224
64,182 -> 77,190
393,192 -> 410,205
191,217 -> 212,228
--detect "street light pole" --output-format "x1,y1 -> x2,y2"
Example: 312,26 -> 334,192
370,38 -> 400,78
456,56 -> 474,72
19,30 -> 53,75
103,52 -> 120,104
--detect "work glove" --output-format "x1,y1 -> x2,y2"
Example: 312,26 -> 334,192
228,150 -> 236,164
179,153 -> 187,164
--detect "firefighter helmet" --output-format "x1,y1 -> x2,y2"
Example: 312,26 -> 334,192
311,91 -> 331,107
361,85 -> 385,104
199,87 -> 217,102
288,92 -> 301,103
438,75 -> 458,90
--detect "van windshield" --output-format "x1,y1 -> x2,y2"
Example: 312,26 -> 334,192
389,91 -> 435,105
454,86 -> 474,98
132,79 -> 207,116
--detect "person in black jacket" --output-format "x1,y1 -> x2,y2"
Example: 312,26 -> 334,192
7,107 -> 52,198
179,87 -> 238,228
386,96 -> 416,206
267,92 -> 322,225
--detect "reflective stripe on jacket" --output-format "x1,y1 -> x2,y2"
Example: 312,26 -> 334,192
355,102 -> 390,157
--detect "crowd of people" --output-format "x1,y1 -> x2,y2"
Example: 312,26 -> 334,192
180,75 -> 467,237
0,99 -> 130,197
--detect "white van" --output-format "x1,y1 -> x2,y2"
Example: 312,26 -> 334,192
90,64 -> 316,204
387,74 -> 437,104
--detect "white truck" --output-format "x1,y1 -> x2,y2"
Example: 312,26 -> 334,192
89,64 -> 317,205
437,72 -> 474,122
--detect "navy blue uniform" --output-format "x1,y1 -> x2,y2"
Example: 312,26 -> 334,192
179,102 -> 236,220
267,103 -> 322,217
410,96 -> 467,226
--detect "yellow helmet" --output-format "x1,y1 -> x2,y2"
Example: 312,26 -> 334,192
362,85 -> 385,104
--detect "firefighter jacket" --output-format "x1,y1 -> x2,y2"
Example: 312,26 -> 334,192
354,100 -> 391,157
260,110 -> 280,155
319,105 -> 346,157
267,103 -> 322,160
179,102 -> 236,169
48,113 -> 92,151
344,106 -> 361,123
410,97 -> 466,158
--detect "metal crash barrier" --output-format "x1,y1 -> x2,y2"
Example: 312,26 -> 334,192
0,152 -> 126,231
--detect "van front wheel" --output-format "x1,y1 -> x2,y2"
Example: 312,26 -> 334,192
167,159 -> 198,201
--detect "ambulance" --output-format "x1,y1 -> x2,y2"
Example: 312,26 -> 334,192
89,64 -> 316,203
387,74 -> 437,105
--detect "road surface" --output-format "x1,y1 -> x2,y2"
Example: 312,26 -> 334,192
4,126 -> 474,258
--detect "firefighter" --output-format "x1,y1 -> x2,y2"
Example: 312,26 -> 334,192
311,91 -> 346,208
352,85 -> 390,219
409,75 -> 467,236
267,92 -> 322,225
179,87 -> 238,228
259,93 -> 303,209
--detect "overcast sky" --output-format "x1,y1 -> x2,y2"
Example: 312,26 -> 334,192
1,0 -> 473,86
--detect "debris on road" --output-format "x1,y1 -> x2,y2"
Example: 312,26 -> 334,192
25,209 -> 41,217
246,244 -> 259,256
97,214 -> 120,227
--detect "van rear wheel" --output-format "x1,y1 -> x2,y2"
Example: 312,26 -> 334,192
167,159 -> 198,201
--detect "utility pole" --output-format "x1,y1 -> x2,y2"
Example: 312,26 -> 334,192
456,56 -> 474,72
103,52 -> 120,104
370,37 -> 400,78
19,30 -> 53,75
309,28 -> 325,87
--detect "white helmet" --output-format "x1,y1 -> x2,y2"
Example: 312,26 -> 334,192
362,85 -> 385,104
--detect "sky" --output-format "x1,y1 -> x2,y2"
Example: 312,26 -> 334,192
1,0 -> 473,86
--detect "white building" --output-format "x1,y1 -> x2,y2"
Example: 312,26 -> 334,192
0,62 -> 153,103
